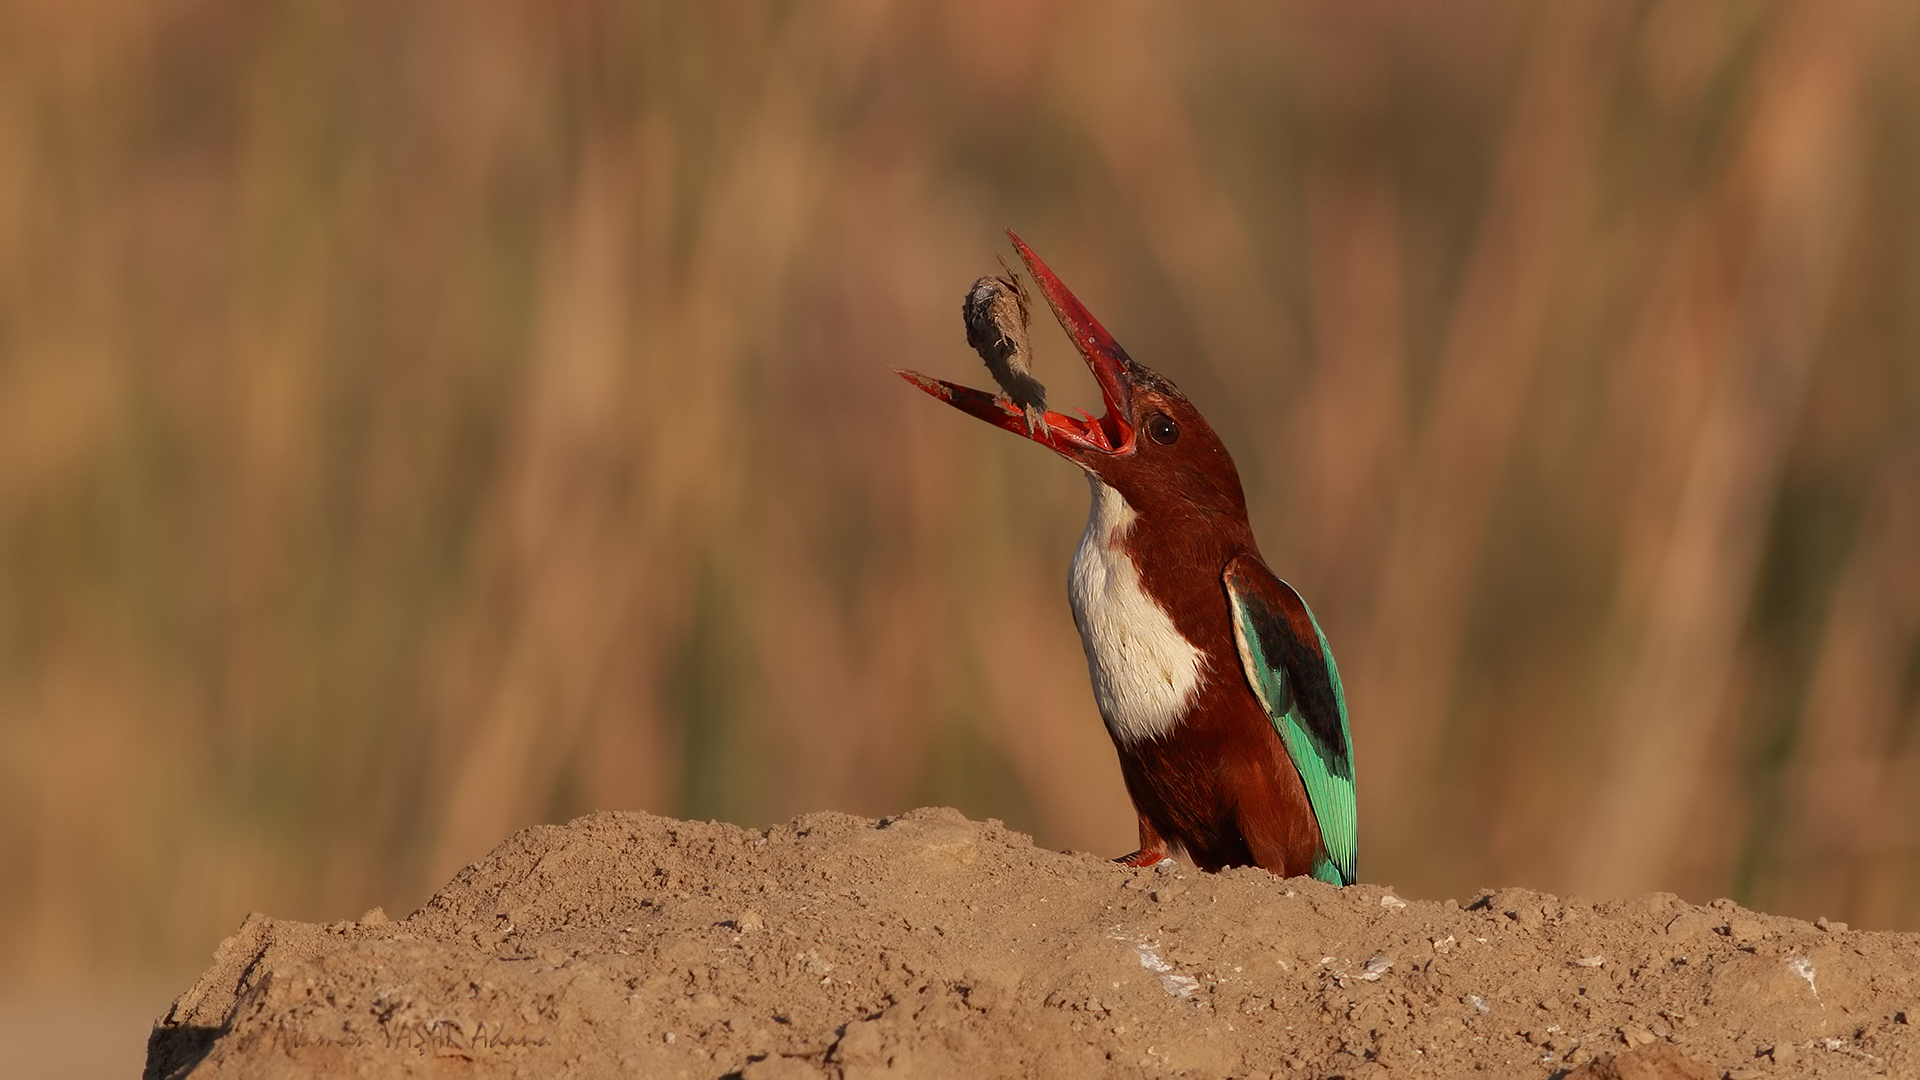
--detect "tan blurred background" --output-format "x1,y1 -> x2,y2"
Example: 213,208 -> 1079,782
4,0 -> 1920,1067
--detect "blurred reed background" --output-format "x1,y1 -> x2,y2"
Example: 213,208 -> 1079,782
3,0 -> 1919,1000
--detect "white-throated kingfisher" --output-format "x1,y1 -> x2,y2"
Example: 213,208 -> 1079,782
899,233 -> 1357,885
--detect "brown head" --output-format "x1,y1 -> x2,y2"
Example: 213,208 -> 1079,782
899,232 -> 1250,531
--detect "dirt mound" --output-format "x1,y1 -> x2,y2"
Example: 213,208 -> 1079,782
146,809 -> 1920,1078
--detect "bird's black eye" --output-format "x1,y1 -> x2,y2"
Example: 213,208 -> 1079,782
1147,413 -> 1179,445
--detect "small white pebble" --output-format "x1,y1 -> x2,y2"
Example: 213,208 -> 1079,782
1469,995 -> 1491,1014
1380,895 -> 1408,910
1361,956 -> 1394,980
1573,956 -> 1605,968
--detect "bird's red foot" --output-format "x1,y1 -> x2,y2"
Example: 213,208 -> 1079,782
1116,849 -> 1171,868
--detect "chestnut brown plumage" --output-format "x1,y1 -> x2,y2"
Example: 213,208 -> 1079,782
902,232 -> 1357,884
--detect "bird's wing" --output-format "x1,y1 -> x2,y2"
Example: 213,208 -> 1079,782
1222,554 -> 1357,886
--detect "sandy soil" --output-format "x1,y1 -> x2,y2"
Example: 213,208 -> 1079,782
146,808 -> 1920,1078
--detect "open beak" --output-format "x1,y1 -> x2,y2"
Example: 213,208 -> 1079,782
898,231 -> 1138,461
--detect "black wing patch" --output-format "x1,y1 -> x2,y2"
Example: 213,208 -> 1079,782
1223,558 -> 1352,781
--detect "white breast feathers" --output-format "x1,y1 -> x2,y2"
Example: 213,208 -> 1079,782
1067,477 -> 1206,746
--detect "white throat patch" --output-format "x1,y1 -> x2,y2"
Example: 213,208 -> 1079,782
1068,478 -> 1207,746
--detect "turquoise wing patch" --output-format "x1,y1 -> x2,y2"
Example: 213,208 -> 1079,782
1223,555 -> 1357,886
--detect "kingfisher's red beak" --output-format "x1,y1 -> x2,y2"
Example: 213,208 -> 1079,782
899,231 -> 1138,460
